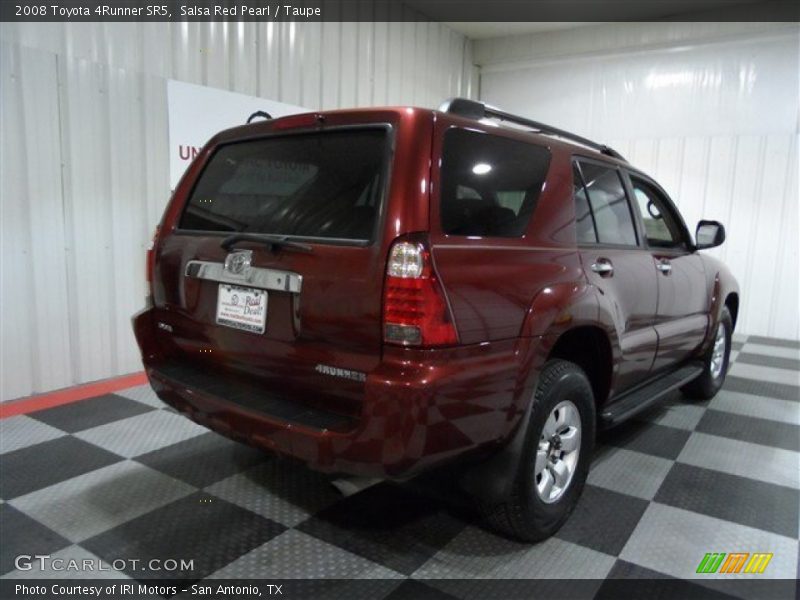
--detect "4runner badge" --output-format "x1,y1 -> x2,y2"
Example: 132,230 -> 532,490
315,364 -> 367,383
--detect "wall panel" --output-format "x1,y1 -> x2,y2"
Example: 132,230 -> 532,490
0,18 -> 477,400
0,44 -> 72,400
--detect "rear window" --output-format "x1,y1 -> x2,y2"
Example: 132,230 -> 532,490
179,129 -> 387,241
440,129 -> 550,237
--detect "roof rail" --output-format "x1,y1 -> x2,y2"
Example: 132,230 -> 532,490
439,98 -> 626,162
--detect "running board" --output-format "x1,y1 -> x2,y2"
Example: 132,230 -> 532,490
600,362 -> 704,428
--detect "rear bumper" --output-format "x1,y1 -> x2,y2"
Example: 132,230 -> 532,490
134,307 -> 541,478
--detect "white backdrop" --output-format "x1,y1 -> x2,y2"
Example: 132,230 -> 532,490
168,81 -> 306,188
478,23 -> 799,340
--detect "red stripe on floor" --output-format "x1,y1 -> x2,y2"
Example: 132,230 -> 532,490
0,372 -> 148,419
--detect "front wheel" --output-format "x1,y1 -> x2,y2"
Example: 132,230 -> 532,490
682,307 -> 733,400
480,359 -> 596,542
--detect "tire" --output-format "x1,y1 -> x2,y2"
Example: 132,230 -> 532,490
480,359 -> 596,542
681,307 -> 733,400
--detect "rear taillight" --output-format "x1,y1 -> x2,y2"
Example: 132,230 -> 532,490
383,237 -> 458,347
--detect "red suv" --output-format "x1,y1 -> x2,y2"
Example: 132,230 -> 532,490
133,98 -> 739,541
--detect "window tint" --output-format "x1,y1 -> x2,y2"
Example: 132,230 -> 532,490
440,129 -> 551,237
578,162 -> 637,246
630,177 -> 683,248
573,164 -> 597,243
180,129 -> 386,241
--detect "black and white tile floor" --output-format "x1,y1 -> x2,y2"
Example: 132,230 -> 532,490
1,335 -> 798,599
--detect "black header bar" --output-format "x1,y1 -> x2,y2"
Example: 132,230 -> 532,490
2,0 -> 798,23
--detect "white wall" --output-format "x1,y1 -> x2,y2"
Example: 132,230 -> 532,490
0,17 -> 478,401
477,23 -> 800,341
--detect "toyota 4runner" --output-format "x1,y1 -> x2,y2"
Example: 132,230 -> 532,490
133,98 -> 739,540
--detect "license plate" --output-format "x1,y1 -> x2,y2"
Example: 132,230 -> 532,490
216,284 -> 268,334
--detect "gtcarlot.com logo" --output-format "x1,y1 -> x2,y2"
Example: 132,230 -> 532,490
14,554 -> 195,572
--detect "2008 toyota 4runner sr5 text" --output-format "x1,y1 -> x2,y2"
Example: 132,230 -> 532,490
134,98 -> 739,541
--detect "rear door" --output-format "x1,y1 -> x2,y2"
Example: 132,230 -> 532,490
625,173 -> 708,370
574,160 -> 659,393
151,125 -> 395,414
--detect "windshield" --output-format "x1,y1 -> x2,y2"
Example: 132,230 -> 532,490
179,128 -> 388,242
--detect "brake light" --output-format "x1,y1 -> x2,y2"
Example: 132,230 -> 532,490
273,113 -> 322,129
383,237 -> 458,347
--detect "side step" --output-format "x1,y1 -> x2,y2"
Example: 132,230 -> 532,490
600,362 -> 704,428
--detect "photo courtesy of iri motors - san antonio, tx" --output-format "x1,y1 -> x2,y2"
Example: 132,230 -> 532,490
12,583 -> 280,598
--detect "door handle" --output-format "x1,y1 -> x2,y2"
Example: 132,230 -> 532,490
656,259 -> 672,274
590,258 -> 614,277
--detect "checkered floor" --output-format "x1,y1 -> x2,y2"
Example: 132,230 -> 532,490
1,335 -> 798,598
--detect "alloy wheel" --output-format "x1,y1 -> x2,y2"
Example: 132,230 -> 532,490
710,322 -> 727,379
535,400 -> 581,504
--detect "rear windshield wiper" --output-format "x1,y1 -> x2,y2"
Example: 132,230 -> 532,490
220,233 -> 313,254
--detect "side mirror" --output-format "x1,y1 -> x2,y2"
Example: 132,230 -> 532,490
695,220 -> 726,249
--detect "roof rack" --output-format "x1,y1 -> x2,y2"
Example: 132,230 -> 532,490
439,98 -> 626,162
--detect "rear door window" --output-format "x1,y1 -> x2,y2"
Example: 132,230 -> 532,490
576,161 -> 638,246
440,129 -> 550,237
180,129 -> 387,242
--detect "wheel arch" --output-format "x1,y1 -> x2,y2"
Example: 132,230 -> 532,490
725,292 -> 739,331
518,281 -> 619,410
547,325 -> 613,410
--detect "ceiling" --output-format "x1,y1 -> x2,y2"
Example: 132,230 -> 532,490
444,22 -> 594,40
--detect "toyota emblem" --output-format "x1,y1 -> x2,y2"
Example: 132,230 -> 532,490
224,250 -> 252,276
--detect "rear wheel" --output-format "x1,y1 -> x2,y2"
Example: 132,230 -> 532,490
682,307 -> 732,400
481,360 -> 595,542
